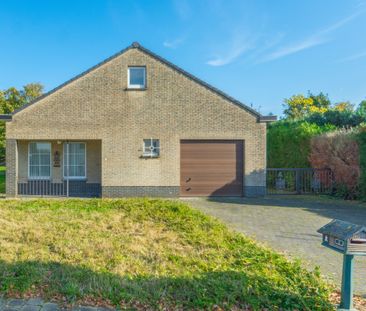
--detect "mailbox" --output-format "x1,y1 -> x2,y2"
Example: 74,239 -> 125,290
318,219 -> 366,255
318,219 -> 366,310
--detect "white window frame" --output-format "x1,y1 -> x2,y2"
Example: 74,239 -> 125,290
63,142 -> 87,180
143,138 -> 160,158
128,66 -> 146,89
28,142 -> 51,180
335,238 -> 344,247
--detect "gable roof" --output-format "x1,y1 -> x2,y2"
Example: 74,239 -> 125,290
11,42 -> 275,122
317,219 -> 366,240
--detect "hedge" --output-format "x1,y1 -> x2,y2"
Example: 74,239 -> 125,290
267,120 -> 335,168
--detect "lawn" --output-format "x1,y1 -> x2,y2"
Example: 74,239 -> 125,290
0,199 -> 333,310
0,166 -> 5,193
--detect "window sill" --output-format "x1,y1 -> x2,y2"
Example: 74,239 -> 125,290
140,155 -> 160,159
125,87 -> 147,91
63,178 -> 87,181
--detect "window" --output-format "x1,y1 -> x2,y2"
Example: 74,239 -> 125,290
335,238 -> 344,247
143,139 -> 160,157
28,142 -> 51,179
128,67 -> 146,89
63,142 -> 86,179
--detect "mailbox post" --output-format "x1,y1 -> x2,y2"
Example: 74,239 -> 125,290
318,219 -> 366,311
340,254 -> 354,310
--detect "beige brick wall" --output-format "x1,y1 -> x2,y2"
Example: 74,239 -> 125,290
6,47 -> 267,195
5,139 -> 17,197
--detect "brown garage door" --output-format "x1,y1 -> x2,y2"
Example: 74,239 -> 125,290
180,140 -> 243,196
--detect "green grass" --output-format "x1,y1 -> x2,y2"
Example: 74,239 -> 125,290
0,199 -> 333,310
0,166 -> 5,193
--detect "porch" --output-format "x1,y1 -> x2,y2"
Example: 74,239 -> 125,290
9,140 -> 101,197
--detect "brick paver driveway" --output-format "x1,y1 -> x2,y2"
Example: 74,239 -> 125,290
185,195 -> 366,296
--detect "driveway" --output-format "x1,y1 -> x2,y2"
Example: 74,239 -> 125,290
185,195 -> 366,296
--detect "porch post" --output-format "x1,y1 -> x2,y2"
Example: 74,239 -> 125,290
6,139 -> 18,197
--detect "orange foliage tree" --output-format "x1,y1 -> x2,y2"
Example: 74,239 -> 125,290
309,129 -> 360,199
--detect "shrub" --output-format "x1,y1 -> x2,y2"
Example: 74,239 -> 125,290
267,120 -> 335,168
305,110 -> 365,128
356,127 -> 366,200
309,129 -> 360,199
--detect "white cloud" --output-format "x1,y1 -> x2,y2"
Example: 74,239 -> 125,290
206,46 -> 248,66
239,32 -> 285,65
259,36 -> 329,63
258,12 -> 363,63
355,0 -> 366,8
320,11 -> 361,34
206,39 -> 254,66
163,38 -> 185,49
338,50 -> 366,62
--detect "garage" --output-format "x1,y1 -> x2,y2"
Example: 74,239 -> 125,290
180,140 -> 244,196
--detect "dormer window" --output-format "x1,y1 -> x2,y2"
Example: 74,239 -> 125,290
128,67 -> 146,89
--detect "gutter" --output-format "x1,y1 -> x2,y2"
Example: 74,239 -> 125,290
2,112 -> 276,124
0,114 -> 12,121
259,115 -> 277,123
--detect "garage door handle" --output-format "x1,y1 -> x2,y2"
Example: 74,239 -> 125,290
186,178 -> 191,182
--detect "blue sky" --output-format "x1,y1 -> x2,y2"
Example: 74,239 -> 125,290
1,0 -> 366,116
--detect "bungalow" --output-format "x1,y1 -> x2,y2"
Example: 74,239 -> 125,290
2,42 -> 275,198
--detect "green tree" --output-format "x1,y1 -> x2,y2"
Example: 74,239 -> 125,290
283,95 -> 313,119
356,99 -> 366,117
0,83 -> 43,114
0,83 -> 43,163
308,92 -> 331,110
283,94 -> 329,119
333,101 -> 354,112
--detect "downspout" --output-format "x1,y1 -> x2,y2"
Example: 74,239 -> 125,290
66,141 -> 69,197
